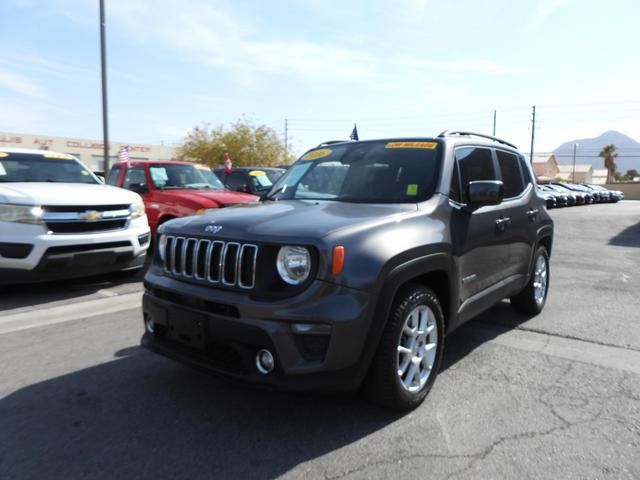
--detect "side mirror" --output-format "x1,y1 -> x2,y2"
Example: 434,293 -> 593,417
129,182 -> 149,195
467,180 -> 503,207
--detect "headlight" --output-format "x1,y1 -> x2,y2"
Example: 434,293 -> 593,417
0,203 -> 43,224
157,234 -> 167,262
130,199 -> 145,219
276,246 -> 311,285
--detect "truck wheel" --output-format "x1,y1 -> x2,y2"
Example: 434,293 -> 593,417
365,284 -> 444,411
510,246 -> 550,315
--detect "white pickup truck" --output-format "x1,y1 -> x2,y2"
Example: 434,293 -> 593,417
0,147 -> 150,284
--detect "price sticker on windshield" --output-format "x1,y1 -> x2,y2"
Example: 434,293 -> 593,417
195,164 -> 210,170
0,152 -> 8,158
385,142 -> 437,149
249,170 -> 266,176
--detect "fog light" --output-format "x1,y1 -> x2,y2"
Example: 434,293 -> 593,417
256,349 -> 274,374
144,317 -> 155,334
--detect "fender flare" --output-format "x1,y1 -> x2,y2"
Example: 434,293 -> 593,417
353,252 -> 456,384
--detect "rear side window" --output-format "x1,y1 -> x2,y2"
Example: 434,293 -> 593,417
496,150 -> 525,198
518,155 -> 534,186
107,165 -> 121,186
455,147 -> 496,203
122,167 -> 147,190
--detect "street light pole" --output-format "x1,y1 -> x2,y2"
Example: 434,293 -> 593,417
99,0 -> 110,175
572,143 -> 578,182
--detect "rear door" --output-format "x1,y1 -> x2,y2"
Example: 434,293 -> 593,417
494,149 -> 535,282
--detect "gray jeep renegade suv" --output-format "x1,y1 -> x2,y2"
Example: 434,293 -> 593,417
142,131 -> 553,410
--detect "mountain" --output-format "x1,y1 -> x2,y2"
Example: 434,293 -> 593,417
553,131 -> 640,173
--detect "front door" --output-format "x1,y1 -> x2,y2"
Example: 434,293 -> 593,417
450,146 -> 509,302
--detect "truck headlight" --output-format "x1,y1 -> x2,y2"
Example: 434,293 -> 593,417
0,203 -> 44,224
130,199 -> 145,219
276,246 -> 311,285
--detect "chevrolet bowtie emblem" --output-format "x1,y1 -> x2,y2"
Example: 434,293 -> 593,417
80,210 -> 102,221
204,224 -> 222,234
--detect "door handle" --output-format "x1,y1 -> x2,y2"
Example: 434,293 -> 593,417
495,216 -> 511,232
527,208 -> 539,222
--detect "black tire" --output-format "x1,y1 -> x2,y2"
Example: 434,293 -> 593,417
364,284 -> 445,411
510,246 -> 550,315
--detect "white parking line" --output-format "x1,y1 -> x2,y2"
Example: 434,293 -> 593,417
0,292 -> 142,335
466,323 -> 640,376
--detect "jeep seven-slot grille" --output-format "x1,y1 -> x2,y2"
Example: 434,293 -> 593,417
163,236 -> 258,289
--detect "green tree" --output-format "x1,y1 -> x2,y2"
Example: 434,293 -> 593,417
178,119 -> 294,167
598,144 -> 618,183
625,169 -> 639,180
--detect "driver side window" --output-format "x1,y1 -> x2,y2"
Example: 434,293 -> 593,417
455,147 -> 497,203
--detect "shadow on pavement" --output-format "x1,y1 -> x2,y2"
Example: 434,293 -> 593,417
441,300 -> 536,371
0,255 -> 152,311
0,344 -> 400,480
608,220 -> 640,248
0,301 -> 534,480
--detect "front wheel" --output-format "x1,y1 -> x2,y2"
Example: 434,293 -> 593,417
364,284 -> 444,411
510,246 -> 550,315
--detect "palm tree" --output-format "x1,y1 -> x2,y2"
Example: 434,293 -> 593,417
599,144 -> 618,183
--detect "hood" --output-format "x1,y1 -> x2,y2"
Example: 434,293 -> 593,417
0,182 -> 142,206
159,189 -> 257,206
162,200 -> 418,242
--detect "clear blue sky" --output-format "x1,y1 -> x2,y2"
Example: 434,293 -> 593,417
1,0 -> 639,157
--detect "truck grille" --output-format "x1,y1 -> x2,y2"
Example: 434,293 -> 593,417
162,236 -> 258,289
42,204 -> 131,234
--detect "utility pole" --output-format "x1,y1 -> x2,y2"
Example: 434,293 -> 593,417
284,118 -> 288,162
529,105 -> 536,164
492,109 -> 496,136
99,0 -> 110,174
572,143 -> 578,182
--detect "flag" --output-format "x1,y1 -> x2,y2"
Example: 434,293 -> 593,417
350,123 -> 359,141
118,145 -> 130,163
223,152 -> 233,173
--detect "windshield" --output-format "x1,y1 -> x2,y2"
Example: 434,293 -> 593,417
0,152 -> 99,184
265,140 -> 442,203
149,164 -> 224,190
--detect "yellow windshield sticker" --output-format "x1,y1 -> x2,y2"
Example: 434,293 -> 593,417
195,164 -> 210,170
385,141 -> 437,150
406,184 -> 418,196
43,152 -> 74,160
249,170 -> 266,176
302,148 -> 332,160
0,152 -> 8,158
81,170 -> 89,176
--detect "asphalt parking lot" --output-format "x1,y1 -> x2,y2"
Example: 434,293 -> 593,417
1,202 -> 639,479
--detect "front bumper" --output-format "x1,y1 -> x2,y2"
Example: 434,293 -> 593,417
0,216 -> 150,284
141,269 -> 374,391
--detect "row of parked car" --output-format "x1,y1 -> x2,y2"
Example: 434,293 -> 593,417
537,182 -> 624,208
0,147 -> 284,284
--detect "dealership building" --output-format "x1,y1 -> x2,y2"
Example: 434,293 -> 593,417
0,132 -> 178,172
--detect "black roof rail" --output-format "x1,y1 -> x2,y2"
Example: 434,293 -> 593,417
317,140 -> 349,147
438,130 -> 517,149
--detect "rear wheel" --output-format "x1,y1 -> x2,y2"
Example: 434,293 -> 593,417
364,284 -> 444,411
510,246 -> 549,314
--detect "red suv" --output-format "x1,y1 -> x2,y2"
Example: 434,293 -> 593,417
107,160 -> 257,234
